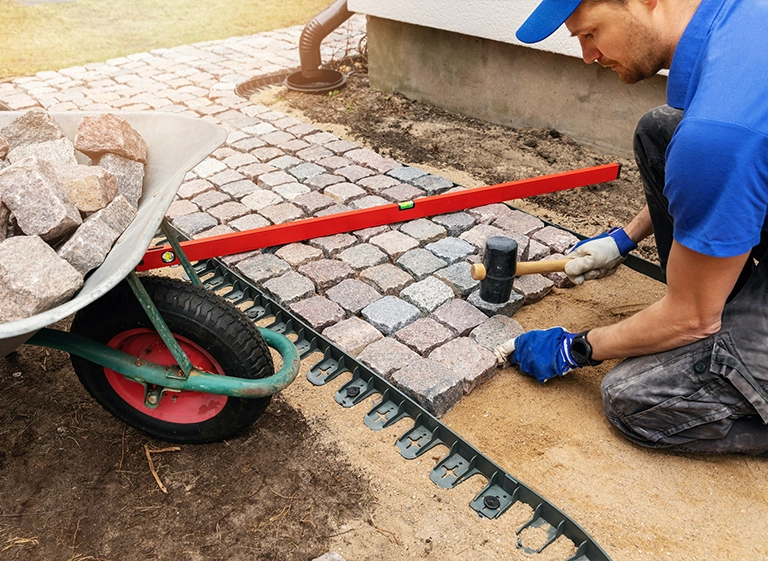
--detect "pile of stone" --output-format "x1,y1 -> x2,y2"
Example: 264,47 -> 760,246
0,109 -> 147,324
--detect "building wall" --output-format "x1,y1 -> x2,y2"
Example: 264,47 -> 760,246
347,2 -> 668,157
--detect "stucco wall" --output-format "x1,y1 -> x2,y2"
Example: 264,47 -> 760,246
346,3 -> 668,157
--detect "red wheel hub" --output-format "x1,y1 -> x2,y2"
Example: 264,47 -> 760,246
105,328 -> 227,423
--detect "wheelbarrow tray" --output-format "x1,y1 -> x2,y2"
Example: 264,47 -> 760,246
0,111 -> 227,356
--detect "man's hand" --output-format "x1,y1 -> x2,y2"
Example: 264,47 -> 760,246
503,327 -> 580,383
564,227 -> 637,285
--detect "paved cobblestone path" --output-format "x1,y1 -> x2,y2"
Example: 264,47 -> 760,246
0,17 -> 580,416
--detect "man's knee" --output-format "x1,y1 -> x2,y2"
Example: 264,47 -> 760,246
633,105 -> 683,164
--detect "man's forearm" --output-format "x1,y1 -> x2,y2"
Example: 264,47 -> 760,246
624,205 -> 654,245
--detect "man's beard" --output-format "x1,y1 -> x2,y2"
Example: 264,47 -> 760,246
607,17 -> 668,84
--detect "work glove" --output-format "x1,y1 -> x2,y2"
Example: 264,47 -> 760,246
564,227 -> 637,285
499,327 -> 580,383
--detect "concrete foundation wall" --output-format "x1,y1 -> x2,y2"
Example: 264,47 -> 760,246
365,17 -> 668,157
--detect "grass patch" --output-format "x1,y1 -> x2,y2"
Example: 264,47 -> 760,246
0,0 -> 331,79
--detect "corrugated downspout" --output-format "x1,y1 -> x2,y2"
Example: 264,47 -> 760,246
286,0 -> 352,93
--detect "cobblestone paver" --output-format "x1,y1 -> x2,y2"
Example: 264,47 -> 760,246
0,16 -> 582,417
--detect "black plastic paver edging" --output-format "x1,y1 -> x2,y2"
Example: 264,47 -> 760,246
188,255 -> 612,561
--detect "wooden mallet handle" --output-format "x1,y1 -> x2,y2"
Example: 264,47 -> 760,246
470,259 -> 571,280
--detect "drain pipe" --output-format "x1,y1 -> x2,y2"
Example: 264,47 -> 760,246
286,0 -> 352,93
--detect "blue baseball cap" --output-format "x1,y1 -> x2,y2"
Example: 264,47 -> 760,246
516,0 -> 583,44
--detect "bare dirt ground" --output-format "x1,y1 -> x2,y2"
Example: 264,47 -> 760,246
1,60 -> 766,561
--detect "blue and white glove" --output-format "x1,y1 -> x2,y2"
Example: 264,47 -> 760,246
564,227 -> 637,285
505,327 -> 580,383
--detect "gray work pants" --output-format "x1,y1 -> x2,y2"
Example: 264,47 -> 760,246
600,106 -> 768,455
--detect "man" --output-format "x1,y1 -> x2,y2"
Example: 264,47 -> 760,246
500,0 -> 768,455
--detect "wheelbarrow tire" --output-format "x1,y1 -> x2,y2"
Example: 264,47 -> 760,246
70,276 -> 275,444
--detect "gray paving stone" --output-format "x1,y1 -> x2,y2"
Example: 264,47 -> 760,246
357,174 -> 400,193
219,178 -> 260,200
338,243 -> 388,270
222,152 -> 258,169
287,122 -> 320,137
396,248 -> 447,281
425,237 -> 475,264
242,122 -> 276,136
166,199 -> 199,220
288,162 -> 325,181
304,131 -> 339,145
309,233 -> 357,257
322,316 -> 383,358
235,253 -> 291,285
231,136 -> 266,152
400,276 -> 455,314
467,288 -> 524,317
314,203 -> 350,216
228,214 -> 269,232
172,212 -> 218,236
381,183 -> 424,202
257,170 -> 295,189
298,259 -> 355,291
369,230 -> 419,260
399,218 -> 446,245
361,295 -> 422,336
428,337 -> 497,395
429,299 -> 488,336
532,226 -> 579,254
290,295 -> 345,330
513,273 -> 554,304
324,139 -> 358,154
391,358 -> 463,418
274,243 -> 324,267
470,314 -> 525,354
357,337 -> 420,380
394,317 -> 454,356
337,164 -> 375,182
432,212 -> 476,237
259,202 -> 303,224
267,155 -> 304,170
177,178 -> 214,199
467,203 -> 516,225
263,270 -> 316,305
261,130 -> 296,146
412,174 -> 453,195
208,201 -> 249,223
272,182 -> 310,201
241,189 -> 283,211
304,173 -> 344,190
526,238 -> 551,261
324,181 -> 366,204
349,195 -> 388,209
292,191 -> 335,214
278,139 -> 311,154
192,190 -> 230,210
493,208 -> 545,236
208,169 -> 246,188
387,165 -> 427,182
325,278 -> 382,316
433,261 -> 479,297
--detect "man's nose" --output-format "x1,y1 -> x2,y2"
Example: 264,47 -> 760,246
578,37 -> 601,64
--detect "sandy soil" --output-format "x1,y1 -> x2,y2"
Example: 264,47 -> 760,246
1,61 -> 766,561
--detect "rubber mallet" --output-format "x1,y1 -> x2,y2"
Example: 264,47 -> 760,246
470,236 -> 570,303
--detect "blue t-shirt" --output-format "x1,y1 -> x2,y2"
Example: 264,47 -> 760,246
665,0 -> 768,257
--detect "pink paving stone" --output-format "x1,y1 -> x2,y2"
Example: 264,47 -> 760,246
207,201 -> 249,223
296,145 -> 334,162
261,130 -> 296,146
526,238 -> 551,261
394,317 -> 454,356
305,173 -> 345,190
277,139 -> 311,154
229,213 -> 270,232
314,203 -> 350,217
349,195 -> 388,209
178,178 -> 214,199
543,253 -> 575,288
259,202 -> 304,224
369,230 -> 419,260
467,203 -> 516,225
325,278 -> 383,316
353,225 -> 390,242
166,199 -> 199,220
241,189 -> 283,211
290,296 -> 346,331
383,184 -> 426,202
308,233 -> 357,257
316,155 -> 352,171
324,181 -> 366,204
293,191 -> 336,214
390,358 -> 463,418
359,263 -> 414,295
512,274 -> 555,305
428,337 -> 497,395
429,299 -> 489,336
322,316 -> 384,358
493,209 -> 545,236
274,243 -> 324,267
459,224 -> 509,251
192,190 -> 230,211
324,139 -> 358,154
336,165 -> 375,182
298,259 -> 355,291
251,147 -> 284,162
357,337 -> 421,380
532,226 -> 579,254
222,152 -> 258,169
257,170 -> 295,189
193,224 -> 235,239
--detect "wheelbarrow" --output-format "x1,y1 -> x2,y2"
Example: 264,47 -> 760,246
0,111 -> 300,444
